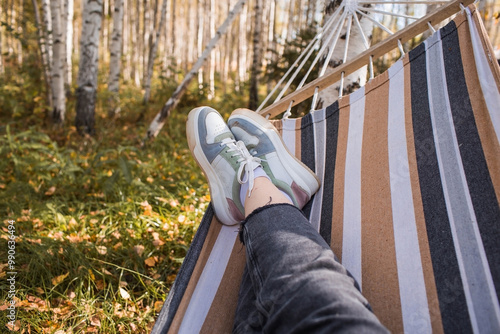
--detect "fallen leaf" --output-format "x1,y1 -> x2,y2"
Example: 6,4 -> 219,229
119,281 -> 128,287
96,246 -> 107,255
35,287 -> 44,295
45,186 -> 56,196
119,287 -> 130,300
144,256 -> 156,267
6,320 -> 21,331
51,272 -> 69,286
134,245 -> 145,256
154,301 -> 164,312
90,315 -> 101,327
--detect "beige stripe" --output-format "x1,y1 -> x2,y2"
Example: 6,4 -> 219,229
271,119 -> 283,136
457,13 -> 500,205
361,71 -> 403,333
404,56 -> 444,334
295,117 -> 302,160
200,238 -> 246,333
168,217 -> 222,334
331,96 -> 350,261
470,7 -> 500,92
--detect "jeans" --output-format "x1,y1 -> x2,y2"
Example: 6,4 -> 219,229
232,204 -> 389,334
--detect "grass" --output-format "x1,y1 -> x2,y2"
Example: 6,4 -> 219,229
0,79 -> 248,333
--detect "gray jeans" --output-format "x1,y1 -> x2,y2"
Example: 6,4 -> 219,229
233,204 -> 389,334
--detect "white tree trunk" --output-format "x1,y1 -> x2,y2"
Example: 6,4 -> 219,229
50,0 -> 66,124
147,0 -> 247,139
65,0 -> 73,88
248,0 -> 262,110
32,0 -> 53,107
108,0 -> 124,115
208,0 -> 215,99
143,0 -> 168,103
75,0 -> 103,135
41,0 -> 53,72
317,1 -> 372,109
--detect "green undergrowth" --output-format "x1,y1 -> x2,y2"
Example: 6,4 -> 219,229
0,83 -> 247,332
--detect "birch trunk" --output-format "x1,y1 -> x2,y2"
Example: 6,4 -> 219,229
197,0 -> 204,89
41,0 -> 53,73
208,0 -> 215,99
143,0 -> 168,103
32,0 -> 53,107
108,0 -> 124,116
50,0 -> 66,124
65,0 -> 73,88
75,0 -> 103,135
316,0 -> 372,109
248,0 -> 263,110
147,0 -> 247,138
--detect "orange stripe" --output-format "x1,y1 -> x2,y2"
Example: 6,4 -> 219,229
295,118 -> 302,160
167,217 -> 222,334
404,57 -> 444,334
200,238 -> 246,333
361,71 -> 403,333
271,119 -> 283,136
330,96 -> 350,261
457,12 -> 500,205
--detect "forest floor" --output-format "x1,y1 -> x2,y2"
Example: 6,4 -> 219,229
0,82 -> 247,333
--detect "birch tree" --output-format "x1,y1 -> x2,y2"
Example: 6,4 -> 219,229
50,0 -> 66,124
32,0 -> 53,107
144,0 -> 168,103
64,0 -> 74,88
108,0 -> 124,116
316,0 -> 372,109
75,0 -> 103,135
41,0 -> 53,84
147,0 -> 247,139
248,0 -> 263,110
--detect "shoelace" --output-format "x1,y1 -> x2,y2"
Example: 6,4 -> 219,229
221,138 -> 261,197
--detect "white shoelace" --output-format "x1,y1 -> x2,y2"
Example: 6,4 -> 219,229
221,138 -> 261,197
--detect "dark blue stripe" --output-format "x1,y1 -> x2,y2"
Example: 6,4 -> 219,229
409,37 -> 472,333
301,113 -> 316,219
441,21 -> 500,300
319,103 -> 340,246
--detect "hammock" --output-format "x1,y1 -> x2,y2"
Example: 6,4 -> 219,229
153,5 -> 500,334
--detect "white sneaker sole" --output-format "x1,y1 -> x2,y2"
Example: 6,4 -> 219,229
186,107 -> 240,226
229,108 -> 321,199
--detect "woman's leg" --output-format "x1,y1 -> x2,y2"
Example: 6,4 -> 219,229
233,178 -> 388,334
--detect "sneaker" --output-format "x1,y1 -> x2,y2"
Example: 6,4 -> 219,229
186,107 -> 262,226
228,108 -> 320,209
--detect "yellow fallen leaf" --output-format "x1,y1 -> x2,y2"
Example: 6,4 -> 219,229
119,287 -> 130,300
144,256 -> 156,267
51,272 -> 69,286
154,301 -> 164,312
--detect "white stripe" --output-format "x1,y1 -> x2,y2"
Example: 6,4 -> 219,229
387,60 -> 431,333
466,8 -> 500,145
178,225 -> 239,334
310,108 -> 327,232
282,118 -> 297,157
342,87 -> 365,288
426,32 -> 500,333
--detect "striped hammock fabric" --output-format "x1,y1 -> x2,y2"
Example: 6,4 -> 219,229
153,6 -> 500,334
